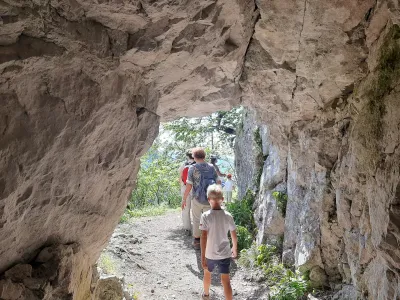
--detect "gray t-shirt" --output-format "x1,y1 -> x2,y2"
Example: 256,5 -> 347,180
199,209 -> 236,260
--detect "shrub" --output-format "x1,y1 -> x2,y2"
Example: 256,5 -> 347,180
236,226 -> 253,252
226,190 -> 255,233
238,243 -> 311,299
272,191 -> 288,217
269,270 -> 309,300
238,243 -> 277,269
256,244 -> 277,267
238,243 -> 259,268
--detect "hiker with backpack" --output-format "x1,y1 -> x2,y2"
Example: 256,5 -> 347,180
182,147 -> 220,249
180,150 -> 196,235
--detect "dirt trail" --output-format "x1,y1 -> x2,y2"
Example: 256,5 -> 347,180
101,211 -> 268,300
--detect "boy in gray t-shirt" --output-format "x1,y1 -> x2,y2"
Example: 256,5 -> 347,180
199,184 -> 237,300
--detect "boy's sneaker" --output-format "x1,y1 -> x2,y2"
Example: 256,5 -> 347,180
201,293 -> 210,300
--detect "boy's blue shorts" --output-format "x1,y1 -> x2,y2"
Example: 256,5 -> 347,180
206,258 -> 231,274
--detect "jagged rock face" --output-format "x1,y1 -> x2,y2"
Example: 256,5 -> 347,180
0,0 -> 256,298
234,109 -> 263,200
0,51 -> 159,276
122,0 -> 257,120
235,109 -> 287,245
238,0 -> 400,298
0,244 -> 92,299
240,0 -> 377,286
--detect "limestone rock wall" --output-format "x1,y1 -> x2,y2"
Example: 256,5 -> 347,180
0,0 -> 256,298
237,0 -> 400,297
0,244 -> 92,300
234,109 -> 262,200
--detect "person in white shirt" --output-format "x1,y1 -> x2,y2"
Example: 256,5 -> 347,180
179,150 -> 195,235
199,184 -> 237,300
223,174 -> 235,203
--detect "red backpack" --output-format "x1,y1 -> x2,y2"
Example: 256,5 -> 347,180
181,162 -> 195,185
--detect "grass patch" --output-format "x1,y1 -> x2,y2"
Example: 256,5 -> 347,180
98,253 -> 116,274
120,204 -> 179,223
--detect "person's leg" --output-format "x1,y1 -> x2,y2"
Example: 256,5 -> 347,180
203,259 -> 215,297
219,259 -> 232,300
191,199 -> 202,239
187,192 -> 192,229
203,269 -> 211,296
226,191 -> 232,203
181,188 -> 191,230
221,274 -> 233,300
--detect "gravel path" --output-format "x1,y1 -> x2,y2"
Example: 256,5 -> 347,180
101,211 -> 269,300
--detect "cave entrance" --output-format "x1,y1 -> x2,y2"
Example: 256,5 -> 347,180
96,107 -> 246,299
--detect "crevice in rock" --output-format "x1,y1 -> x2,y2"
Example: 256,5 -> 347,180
0,14 -> 19,24
1,115 -> 8,136
237,1 -> 260,84
0,35 -> 65,64
290,0 -> 308,103
135,106 -> 159,119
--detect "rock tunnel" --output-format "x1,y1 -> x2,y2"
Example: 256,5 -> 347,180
1,0 -> 400,298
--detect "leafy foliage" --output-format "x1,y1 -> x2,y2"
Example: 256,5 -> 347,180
163,107 -> 243,158
129,140 -> 181,209
272,191 -> 288,218
235,226 -> 253,252
238,243 -> 310,299
120,138 -> 181,222
238,243 -> 277,270
122,107 -> 243,222
256,244 -> 277,267
269,270 -> 309,300
226,190 -> 256,234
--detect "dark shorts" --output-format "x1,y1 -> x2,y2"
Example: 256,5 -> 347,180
206,258 -> 231,274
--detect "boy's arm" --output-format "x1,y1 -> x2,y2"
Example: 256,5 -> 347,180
201,230 -> 208,269
230,230 -> 238,258
213,167 -> 221,184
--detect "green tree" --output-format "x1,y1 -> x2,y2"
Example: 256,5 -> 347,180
128,138 -> 181,210
163,107 -> 243,151
123,107 -> 243,221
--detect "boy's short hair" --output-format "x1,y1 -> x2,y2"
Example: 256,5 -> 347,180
186,149 -> 194,160
192,147 -> 206,159
207,184 -> 223,199
227,174 -> 232,178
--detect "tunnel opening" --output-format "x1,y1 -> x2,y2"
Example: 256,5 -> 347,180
95,107 -> 249,299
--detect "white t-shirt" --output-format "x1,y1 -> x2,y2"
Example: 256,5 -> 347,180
224,179 -> 234,192
199,209 -> 236,260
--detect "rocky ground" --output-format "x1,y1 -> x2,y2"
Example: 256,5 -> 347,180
100,211 -> 269,300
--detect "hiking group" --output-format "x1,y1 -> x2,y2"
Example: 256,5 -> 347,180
179,147 -> 237,300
